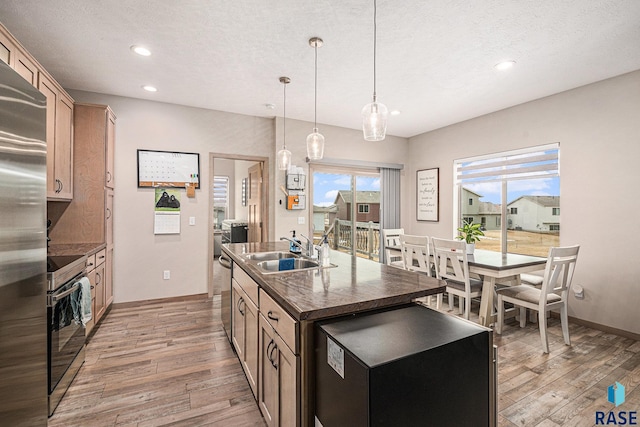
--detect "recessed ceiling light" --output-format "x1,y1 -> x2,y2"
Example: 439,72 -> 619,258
131,45 -> 151,56
494,60 -> 516,70
265,103 -> 275,110
142,85 -> 157,92
390,110 -> 401,116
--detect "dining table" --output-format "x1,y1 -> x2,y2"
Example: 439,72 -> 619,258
386,242 -> 548,327
468,249 -> 547,327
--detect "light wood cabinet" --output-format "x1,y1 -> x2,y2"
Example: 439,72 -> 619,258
229,265 -> 300,426
94,249 -> 107,321
232,279 -> 259,397
14,50 -> 37,85
39,73 -> 74,200
258,314 -> 298,427
0,28 -> 16,66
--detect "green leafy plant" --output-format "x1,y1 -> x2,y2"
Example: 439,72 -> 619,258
456,220 -> 484,244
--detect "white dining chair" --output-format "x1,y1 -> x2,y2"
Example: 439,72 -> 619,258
382,228 -> 404,268
495,245 -> 580,353
432,238 -> 483,320
400,234 -> 439,307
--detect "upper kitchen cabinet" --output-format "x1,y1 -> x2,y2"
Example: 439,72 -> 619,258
0,23 -> 75,200
40,73 -> 74,200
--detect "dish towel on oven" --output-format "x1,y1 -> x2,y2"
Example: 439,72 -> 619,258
74,277 -> 92,326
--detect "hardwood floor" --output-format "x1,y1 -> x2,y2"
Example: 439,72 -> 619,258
48,296 -> 639,427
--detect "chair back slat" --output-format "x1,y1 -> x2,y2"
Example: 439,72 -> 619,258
432,238 -> 470,285
400,234 -> 431,276
542,245 -> 580,302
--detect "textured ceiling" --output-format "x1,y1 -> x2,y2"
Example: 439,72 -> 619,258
1,0 -> 639,138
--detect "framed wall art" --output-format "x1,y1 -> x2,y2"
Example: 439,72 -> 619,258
417,168 -> 439,222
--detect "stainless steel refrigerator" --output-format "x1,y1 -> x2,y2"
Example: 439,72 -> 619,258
0,61 -> 48,425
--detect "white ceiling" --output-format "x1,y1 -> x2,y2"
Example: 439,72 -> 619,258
1,0 -> 639,138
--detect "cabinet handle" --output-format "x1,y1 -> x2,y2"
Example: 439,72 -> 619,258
266,339 -> 274,361
267,311 -> 279,322
106,208 -> 112,220
98,255 -> 105,260
237,296 -> 245,316
269,341 -> 278,369
55,179 -> 62,193
90,285 -> 94,290
96,272 -> 101,285
87,262 -> 94,268
107,171 -> 112,183
58,180 -> 63,193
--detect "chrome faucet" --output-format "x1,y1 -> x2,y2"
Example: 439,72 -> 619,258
280,235 -> 318,259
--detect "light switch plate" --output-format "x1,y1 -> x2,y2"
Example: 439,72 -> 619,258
189,216 -> 196,225
298,216 -> 305,224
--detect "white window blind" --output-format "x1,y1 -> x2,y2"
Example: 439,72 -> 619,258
213,176 -> 229,208
456,143 -> 559,185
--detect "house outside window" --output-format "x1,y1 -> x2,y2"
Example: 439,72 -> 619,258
358,204 -> 370,214
469,198 -> 473,205
213,176 -> 229,229
455,143 -> 560,256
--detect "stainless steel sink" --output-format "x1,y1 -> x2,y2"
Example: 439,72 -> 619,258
244,251 -> 298,261
257,258 -> 320,274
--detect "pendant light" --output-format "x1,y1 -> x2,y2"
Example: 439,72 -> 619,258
306,37 -> 325,160
277,76 -> 292,171
361,0 -> 388,141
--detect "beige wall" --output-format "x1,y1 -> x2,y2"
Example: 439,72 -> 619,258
405,70 -> 640,334
68,90 -> 275,303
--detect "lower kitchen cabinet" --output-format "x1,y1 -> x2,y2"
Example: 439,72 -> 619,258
84,249 -> 106,336
232,279 -> 259,397
258,314 -> 297,427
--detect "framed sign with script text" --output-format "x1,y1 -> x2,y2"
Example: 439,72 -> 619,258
417,168 -> 439,221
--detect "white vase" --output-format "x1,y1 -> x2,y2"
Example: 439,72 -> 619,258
466,243 -> 475,255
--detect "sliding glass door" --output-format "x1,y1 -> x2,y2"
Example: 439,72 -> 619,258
311,166 -> 380,259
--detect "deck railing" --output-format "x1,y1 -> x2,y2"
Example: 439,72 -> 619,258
323,219 -> 380,261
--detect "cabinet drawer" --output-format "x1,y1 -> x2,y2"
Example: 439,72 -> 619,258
260,290 -> 297,354
233,266 -> 258,306
85,254 -> 96,272
95,249 -> 106,267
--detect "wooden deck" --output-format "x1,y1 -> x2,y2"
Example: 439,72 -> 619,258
48,296 -> 639,426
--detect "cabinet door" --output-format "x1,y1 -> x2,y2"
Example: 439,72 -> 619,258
94,261 -> 106,322
14,50 -> 37,85
38,74 -> 58,198
105,245 -> 114,307
54,93 -> 74,199
258,314 -> 277,427
0,29 -> 16,66
276,334 -> 297,427
106,189 -> 114,246
231,281 -> 245,361
106,110 -> 115,188
243,294 -> 259,398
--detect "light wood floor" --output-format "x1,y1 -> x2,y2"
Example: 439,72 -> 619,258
48,296 -> 639,427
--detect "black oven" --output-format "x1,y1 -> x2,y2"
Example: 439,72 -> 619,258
47,255 -> 87,416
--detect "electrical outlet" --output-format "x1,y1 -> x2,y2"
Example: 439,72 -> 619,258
298,216 -> 305,224
189,216 -> 196,226
163,270 -> 170,280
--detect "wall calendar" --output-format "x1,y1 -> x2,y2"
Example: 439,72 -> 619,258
137,149 -> 200,188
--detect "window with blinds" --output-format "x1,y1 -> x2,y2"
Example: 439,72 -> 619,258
454,143 -> 560,256
213,176 -> 229,228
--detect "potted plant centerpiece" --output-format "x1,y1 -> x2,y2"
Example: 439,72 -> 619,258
456,220 -> 484,254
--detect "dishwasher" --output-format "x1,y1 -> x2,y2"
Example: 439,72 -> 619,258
219,251 -> 232,342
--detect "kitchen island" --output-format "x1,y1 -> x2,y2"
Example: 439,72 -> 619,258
222,242 -> 447,426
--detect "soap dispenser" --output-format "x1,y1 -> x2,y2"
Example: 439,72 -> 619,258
290,230 -> 302,254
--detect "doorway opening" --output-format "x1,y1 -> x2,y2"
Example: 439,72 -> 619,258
208,153 -> 269,297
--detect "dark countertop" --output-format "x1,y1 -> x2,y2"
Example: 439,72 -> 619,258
222,242 -> 446,322
48,242 -> 106,256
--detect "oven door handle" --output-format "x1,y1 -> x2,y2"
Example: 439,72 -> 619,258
52,283 -> 81,302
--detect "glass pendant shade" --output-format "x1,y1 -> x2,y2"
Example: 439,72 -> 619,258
362,99 -> 388,141
306,128 -> 325,160
277,147 -> 291,171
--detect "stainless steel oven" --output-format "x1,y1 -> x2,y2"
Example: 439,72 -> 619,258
47,254 -> 87,416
